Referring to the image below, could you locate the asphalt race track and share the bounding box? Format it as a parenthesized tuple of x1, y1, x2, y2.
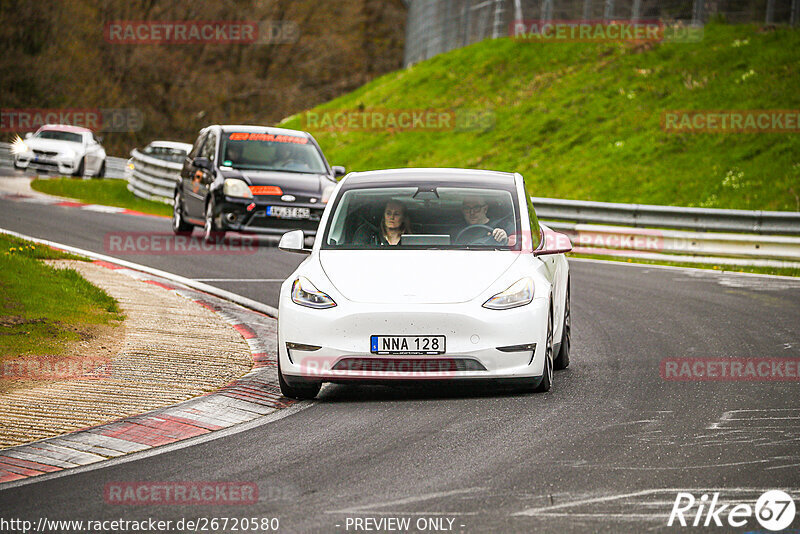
(1, 170, 799, 533)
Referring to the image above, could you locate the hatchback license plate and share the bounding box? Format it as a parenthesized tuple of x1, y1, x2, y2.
(370, 335, 446, 355)
(266, 206, 310, 219)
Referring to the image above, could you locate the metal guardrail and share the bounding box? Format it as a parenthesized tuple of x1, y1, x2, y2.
(532, 197, 800, 236)
(2, 141, 799, 266)
(125, 148, 182, 205)
(547, 222, 800, 263)
(0, 142, 11, 169)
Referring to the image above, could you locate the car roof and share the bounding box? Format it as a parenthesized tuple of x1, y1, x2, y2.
(146, 140, 193, 151)
(38, 124, 92, 134)
(343, 168, 518, 187)
(214, 125, 312, 138)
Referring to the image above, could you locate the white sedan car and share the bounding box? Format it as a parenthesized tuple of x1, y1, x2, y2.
(276, 168, 572, 399)
(13, 124, 107, 177)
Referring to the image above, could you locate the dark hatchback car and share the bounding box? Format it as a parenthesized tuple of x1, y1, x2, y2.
(172, 125, 345, 240)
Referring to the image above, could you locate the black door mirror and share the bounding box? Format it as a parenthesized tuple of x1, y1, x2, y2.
(332, 165, 346, 178)
(193, 157, 212, 171)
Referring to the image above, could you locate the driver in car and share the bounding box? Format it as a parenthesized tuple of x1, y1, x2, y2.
(274, 143, 309, 170)
(456, 196, 510, 244)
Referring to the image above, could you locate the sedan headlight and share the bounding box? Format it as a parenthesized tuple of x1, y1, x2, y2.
(223, 178, 253, 199)
(11, 137, 28, 155)
(291, 277, 336, 309)
(483, 278, 534, 310)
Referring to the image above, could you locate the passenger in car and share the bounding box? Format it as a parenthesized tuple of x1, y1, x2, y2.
(352, 200, 412, 246)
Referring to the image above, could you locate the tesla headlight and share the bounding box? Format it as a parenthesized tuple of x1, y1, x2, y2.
(483, 278, 534, 310)
(223, 178, 253, 199)
(291, 277, 336, 309)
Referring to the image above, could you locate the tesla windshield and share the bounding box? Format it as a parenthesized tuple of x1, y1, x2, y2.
(220, 132, 326, 174)
(36, 130, 83, 143)
(323, 185, 521, 249)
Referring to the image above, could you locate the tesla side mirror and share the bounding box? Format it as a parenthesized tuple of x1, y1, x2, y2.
(24, 132, 32, 139)
(279, 230, 311, 255)
(193, 157, 212, 171)
(533, 228, 573, 256)
(332, 165, 346, 178)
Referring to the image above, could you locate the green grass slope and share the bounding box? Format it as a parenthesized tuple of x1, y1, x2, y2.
(281, 24, 800, 211)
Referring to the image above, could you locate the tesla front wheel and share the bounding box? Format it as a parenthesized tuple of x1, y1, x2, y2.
(278, 359, 321, 400)
(554, 282, 570, 370)
(533, 309, 554, 393)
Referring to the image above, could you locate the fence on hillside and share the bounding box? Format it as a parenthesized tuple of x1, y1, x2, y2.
(404, 0, 800, 65)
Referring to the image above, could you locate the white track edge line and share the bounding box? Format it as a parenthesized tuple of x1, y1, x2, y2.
(0, 227, 279, 317)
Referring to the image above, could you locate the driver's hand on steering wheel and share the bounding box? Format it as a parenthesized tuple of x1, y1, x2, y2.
(491, 228, 508, 244)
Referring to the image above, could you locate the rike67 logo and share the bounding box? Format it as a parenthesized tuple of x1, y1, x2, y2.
(668, 490, 796, 531)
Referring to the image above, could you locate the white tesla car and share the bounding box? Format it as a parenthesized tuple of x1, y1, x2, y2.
(276, 168, 572, 399)
(13, 124, 107, 177)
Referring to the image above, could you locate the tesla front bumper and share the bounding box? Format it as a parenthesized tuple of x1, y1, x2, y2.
(278, 297, 550, 384)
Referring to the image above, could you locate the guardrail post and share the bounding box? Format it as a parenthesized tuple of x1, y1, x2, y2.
(603, 0, 614, 21)
(631, 0, 642, 22)
(692, 0, 705, 25)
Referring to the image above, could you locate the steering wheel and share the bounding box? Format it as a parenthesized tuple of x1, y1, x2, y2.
(455, 224, 497, 245)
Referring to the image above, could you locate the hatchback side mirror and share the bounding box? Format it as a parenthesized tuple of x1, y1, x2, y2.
(279, 230, 311, 254)
(24, 132, 33, 139)
(332, 165, 346, 178)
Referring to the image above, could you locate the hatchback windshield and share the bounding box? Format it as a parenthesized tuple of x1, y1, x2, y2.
(220, 132, 326, 174)
(36, 130, 83, 143)
(323, 185, 521, 250)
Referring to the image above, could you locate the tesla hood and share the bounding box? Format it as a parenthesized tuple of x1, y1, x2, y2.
(319, 250, 520, 304)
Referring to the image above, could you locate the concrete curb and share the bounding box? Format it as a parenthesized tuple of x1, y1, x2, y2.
(0, 250, 289, 486)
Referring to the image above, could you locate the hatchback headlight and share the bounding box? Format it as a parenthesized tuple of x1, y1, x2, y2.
(291, 277, 336, 309)
(321, 184, 336, 204)
(223, 178, 253, 199)
(483, 278, 534, 310)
